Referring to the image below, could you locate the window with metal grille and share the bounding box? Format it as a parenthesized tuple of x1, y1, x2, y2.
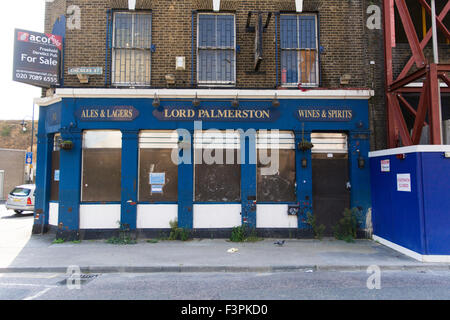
(112, 12, 151, 86)
(257, 131, 296, 202)
(197, 13, 236, 85)
(280, 14, 319, 87)
(138, 131, 179, 202)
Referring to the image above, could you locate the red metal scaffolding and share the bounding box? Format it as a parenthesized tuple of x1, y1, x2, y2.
(384, 0, 450, 147)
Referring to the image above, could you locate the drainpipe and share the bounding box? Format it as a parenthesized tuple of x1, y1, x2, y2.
(105, 9, 111, 87)
(191, 11, 196, 87)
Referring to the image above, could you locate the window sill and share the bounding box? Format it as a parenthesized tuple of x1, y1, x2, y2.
(197, 83, 236, 88)
(280, 84, 319, 89)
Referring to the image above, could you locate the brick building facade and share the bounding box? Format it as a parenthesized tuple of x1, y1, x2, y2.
(33, 0, 389, 239)
(44, 0, 386, 148)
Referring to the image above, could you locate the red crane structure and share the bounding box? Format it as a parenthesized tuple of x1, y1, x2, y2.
(384, 0, 449, 147)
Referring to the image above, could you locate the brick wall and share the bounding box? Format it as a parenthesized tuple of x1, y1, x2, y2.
(44, 0, 387, 149)
(0, 150, 26, 200)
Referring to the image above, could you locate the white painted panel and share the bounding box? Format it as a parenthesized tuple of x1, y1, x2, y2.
(193, 204, 241, 228)
(256, 204, 298, 228)
(79, 204, 121, 229)
(137, 204, 178, 228)
(49, 202, 59, 226)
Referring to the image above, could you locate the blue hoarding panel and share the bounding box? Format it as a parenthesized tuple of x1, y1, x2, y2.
(421, 152, 450, 255)
(370, 150, 450, 256)
(370, 153, 424, 254)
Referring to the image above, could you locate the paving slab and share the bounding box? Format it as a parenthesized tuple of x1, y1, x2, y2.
(1, 234, 449, 273)
(1, 208, 448, 273)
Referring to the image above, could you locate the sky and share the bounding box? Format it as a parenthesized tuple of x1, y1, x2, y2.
(0, 1, 46, 120)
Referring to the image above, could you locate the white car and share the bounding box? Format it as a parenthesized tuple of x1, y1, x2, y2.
(5, 184, 36, 214)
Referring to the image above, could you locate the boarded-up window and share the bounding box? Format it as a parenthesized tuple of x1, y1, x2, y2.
(50, 134, 60, 201)
(81, 131, 122, 202)
(194, 130, 241, 202)
(257, 131, 296, 202)
(139, 131, 178, 202)
(280, 14, 318, 86)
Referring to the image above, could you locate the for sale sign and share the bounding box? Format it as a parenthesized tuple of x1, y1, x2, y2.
(12, 29, 62, 87)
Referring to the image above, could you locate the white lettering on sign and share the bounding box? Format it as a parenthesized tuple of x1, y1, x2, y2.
(397, 174, 411, 192)
(20, 54, 58, 66)
(381, 159, 390, 172)
(367, 5, 381, 30)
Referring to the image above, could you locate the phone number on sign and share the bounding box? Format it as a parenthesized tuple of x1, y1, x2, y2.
(15, 72, 58, 83)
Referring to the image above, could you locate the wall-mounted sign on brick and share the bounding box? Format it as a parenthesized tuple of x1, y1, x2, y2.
(68, 67, 103, 75)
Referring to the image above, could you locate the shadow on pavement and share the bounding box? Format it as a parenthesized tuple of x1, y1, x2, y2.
(1, 213, 34, 219)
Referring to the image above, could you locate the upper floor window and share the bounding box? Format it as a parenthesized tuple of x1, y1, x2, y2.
(280, 14, 319, 87)
(197, 13, 236, 85)
(112, 12, 152, 86)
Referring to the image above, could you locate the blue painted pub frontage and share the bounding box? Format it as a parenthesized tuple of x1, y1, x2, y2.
(33, 89, 372, 240)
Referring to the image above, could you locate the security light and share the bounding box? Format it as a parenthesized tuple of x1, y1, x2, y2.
(272, 93, 280, 108)
(192, 93, 200, 108)
(231, 94, 239, 108)
(152, 93, 160, 108)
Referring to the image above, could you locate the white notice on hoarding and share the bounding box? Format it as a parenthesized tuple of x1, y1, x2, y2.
(381, 159, 390, 172)
(397, 174, 411, 192)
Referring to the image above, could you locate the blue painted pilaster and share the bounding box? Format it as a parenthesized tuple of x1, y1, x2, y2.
(33, 131, 53, 233)
(177, 130, 193, 229)
(120, 130, 139, 230)
(57, 130, 82, 240)
(241, 132, 257, 229)
(348, 131, 372, 229)
(295, 130, 312, 229)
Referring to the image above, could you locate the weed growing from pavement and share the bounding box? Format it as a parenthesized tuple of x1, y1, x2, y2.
(306, 212, 326, 240)
(230, 225, 262, 242)
(333, 208, 363, 242)
(106, 222, 137, 245)
(168, 219, 191, 241)
(52, 238, 65, 244)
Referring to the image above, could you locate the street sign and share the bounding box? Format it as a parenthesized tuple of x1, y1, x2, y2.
(68, 67, 103, 75)
(13, 29, 62, 87)
(25, 152, 33, 165)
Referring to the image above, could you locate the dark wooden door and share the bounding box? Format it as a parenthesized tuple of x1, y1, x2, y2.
(312, 153, 350, 236)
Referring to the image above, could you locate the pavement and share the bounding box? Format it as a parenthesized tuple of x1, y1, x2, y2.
(1, 207, 449, 274)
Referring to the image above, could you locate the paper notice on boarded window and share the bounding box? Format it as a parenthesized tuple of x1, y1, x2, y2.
(151, 185, 163, 194)
(397, 174, 411, 192)
(54, 170, 60, 181)
(149, 172, 165, 185)
(381, 159, 390, 172)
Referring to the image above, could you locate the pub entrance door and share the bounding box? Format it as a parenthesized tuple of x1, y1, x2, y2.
(311, 133, 350, 236)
